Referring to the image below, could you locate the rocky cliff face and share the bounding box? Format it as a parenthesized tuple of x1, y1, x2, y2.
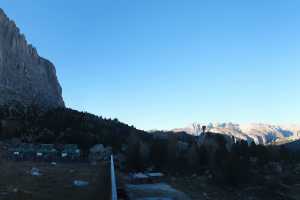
(0, 8, 64, 109)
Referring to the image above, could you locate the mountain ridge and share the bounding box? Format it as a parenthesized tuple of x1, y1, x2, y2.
(172, 122, 300, 144)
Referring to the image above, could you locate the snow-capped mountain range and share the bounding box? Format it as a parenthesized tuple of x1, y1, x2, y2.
(173, 123, 300, 145)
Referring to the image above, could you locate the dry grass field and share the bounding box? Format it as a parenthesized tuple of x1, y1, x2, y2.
(0, 160, 110, 200)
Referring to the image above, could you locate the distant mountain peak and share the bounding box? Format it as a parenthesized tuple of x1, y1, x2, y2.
(173, 122, 300, 144)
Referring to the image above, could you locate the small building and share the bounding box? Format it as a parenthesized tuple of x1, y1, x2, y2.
(146, 172, 164, 183)
(128, 172, 164, 184)
(8, 143, 35, 160)
(20, 143, 36, 159)
(89, 144, 112, 162)
(36, 144, 58, 160)
(61, 144, 80, 160)
(129, 173, 150, 184)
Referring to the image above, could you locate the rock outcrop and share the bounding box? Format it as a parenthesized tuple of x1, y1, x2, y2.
(0, 8, 64, 109)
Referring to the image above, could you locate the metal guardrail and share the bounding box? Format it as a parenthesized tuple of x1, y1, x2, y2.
(110, 155, 118, 200)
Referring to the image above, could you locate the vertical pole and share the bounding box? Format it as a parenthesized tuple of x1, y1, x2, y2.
(111, 155, 118, 200)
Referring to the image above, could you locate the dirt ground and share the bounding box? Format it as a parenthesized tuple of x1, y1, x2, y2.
(0, 160, 110, 200)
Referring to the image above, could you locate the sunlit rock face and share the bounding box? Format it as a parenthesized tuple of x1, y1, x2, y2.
(0, 8, 64, 109)
(173, 123, 300, 145)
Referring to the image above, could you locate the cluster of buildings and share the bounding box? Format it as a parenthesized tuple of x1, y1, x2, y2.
(7, 143, 81, 161)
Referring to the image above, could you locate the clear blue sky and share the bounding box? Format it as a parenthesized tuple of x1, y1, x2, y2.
(2, 1, 300, 130)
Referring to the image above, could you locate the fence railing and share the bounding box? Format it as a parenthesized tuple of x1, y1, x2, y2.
(110, 155, 118, 200)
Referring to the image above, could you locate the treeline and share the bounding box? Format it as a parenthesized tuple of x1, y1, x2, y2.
(125, 132, 299, 186)
(0, 105, 145, 150)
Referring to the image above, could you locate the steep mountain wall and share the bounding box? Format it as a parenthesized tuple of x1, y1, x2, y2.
(0, 8, 64, 109)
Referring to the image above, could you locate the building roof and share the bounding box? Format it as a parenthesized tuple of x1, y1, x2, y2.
(132, 173, 149, 179)
(146, 172, 164, 177)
